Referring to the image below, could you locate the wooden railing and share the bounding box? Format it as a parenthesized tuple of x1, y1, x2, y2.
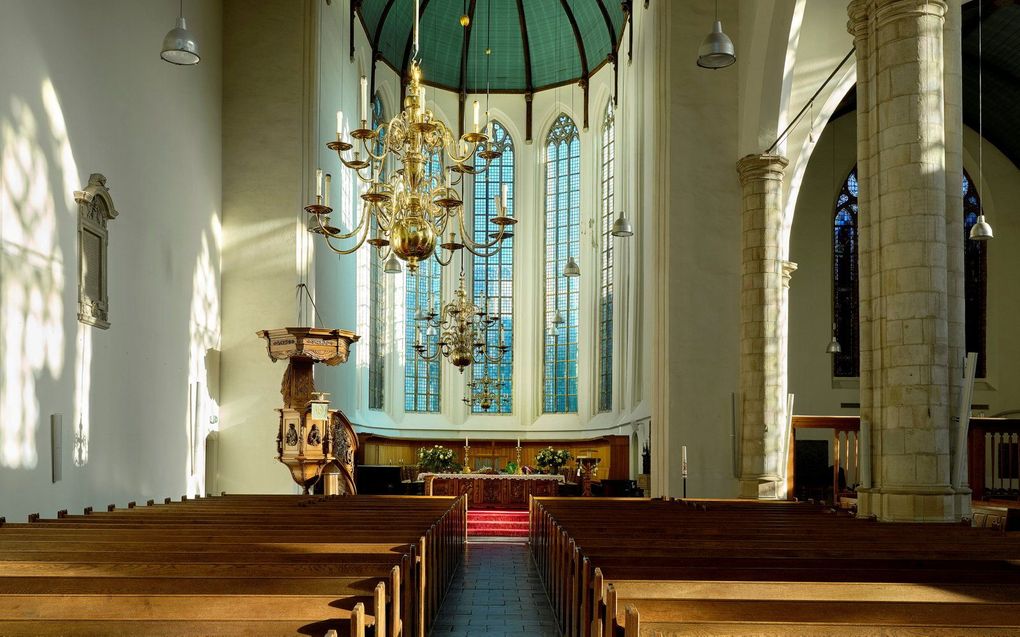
(787, 415, 860, 503)
(968, 418, 1020, 502)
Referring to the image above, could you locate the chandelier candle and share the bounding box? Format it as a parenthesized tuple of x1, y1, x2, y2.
(324, 174, 331, 208)
(359, 76, 368, 125)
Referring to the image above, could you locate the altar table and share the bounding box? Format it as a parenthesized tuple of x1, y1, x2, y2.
(419, 473, 565, 510)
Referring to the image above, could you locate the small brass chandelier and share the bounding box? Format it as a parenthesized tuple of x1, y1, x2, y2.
(463, 372, 508, 412)
(307, 1, 515, 274)
(414, 271, 509, 372)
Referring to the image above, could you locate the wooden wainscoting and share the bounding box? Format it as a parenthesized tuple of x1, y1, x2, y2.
(357, 434, 631, 481)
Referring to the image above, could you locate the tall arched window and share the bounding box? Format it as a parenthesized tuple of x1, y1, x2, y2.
(598, 102, 615, 412)
(544, 114, 580, 414)
(368, 92, 386, 410)
(833, 166, 988, 378)
(832, 167, 859, 378)
(404, 154, 443, 413)
(963, 170, 987, 378)
(472, 121, 514, 413)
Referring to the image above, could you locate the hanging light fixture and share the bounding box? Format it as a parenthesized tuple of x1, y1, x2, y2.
(825, 322, 841, 354)
(161, 0, 200, 65)
(413, 271, 510, 372)
(563, 255, 581, 277)
(970, 0, 993, 241)
(308, 0, 514, 274)
(611, 211, 634, 237)
(463, 373, 508, 412)
(383, 252, 402, 274)
(697, 0, 735, 69)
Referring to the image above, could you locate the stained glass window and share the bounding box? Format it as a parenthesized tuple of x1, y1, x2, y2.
(962, 170, 987, 378)
(598, 102, 615, 412)
(833, 166, 987, 378)
(472, 121, 514, 413)
(543, 114, 580, 413)
(404, 153, 443, 413)
(832, 167, 859, 378)
(368, 92, 386, 409)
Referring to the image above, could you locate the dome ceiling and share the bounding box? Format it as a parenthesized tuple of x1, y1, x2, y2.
(356, 0, 628, 94)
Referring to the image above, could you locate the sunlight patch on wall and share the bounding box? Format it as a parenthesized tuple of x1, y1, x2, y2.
(1, 94, 67, 469)
(186, 230, 221, 497)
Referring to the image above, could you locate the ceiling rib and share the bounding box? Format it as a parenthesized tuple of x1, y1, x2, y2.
(458, 0, 479, 136)
(515, 0, 534, 141)
(558, 0, 590, 128)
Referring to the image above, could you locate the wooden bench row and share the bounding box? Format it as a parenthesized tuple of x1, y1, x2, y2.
(529, 497, 1020, 637)
(0, 493, 467, 637)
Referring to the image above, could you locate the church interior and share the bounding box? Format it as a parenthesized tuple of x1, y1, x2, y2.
(1, 0, 1019, 634)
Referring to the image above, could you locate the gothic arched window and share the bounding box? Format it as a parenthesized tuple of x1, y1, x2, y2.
(832, 167, 859, 378)
(368, 92, 386, 409)
(963, 170, 987, 378)
(598, 102, 615, 412)
(833, 166, 988, 378)
(543, 114, 580, 414)
(404, 153, 443, 413)
(472, 121, 514, 413)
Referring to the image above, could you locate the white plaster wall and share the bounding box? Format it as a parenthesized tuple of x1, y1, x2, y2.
(0, 0, 222, 521)
(660, 0, 743, 498)
(789, 113, 1020, 417)
(217, 0, 313, 496)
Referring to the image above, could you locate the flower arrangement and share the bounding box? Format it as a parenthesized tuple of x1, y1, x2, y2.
(535, 446, 572, 472)
(417, 445, 461, 474)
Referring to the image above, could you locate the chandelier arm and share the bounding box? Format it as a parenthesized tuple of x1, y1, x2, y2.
(321, 216, 372, 255)
(455, 210, 504, 253)
(317, 203, 373, 241)
(433, 248, 455, 267)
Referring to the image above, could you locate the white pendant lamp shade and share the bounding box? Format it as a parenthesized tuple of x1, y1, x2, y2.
(697, 20, 735, 69)
(161, 14, 200, 65)
(383, 252, 402, 274)
(969, 214, 993, 241)
(825, 322, 841, 354)
(611, 211, 634, 237)
(563, 255, 580, 277)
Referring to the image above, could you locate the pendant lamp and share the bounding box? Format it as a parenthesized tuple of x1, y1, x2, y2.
(697, 1, 735, 69)
(161, 0, 200, 65)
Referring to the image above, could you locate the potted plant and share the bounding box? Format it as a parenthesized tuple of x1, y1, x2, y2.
(417, 445, 461, 474)
(535, 446, 572, 474)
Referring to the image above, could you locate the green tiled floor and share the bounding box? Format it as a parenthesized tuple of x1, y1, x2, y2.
(430, 542, 561, 636)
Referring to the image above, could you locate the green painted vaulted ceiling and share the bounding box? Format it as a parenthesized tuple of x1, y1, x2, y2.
(356, 0, 627, 93)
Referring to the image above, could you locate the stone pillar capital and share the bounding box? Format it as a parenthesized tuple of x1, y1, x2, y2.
(735, 154, 788, 186)
(847, 0, 870, 40)
(781, 261, 798, 288)
(874, 0, 947, 27)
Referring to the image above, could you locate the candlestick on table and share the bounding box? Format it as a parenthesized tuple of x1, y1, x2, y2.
(681, 445, 688, 499)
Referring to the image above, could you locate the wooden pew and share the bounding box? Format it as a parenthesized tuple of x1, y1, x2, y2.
(0, 493, 467, 637)
(529, 497, 1020, 637)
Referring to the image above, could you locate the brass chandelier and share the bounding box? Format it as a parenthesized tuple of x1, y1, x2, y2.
(307, 4, 516, 274)
(414, 271, 509, 372)
(463, 372, 508, 412)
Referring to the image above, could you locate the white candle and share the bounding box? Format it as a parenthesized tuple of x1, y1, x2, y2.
(324, 173, 331, 207)
(465, 437, 469, 447)
(501, 184, 508, 208)
(315, 169, 322, 198)
(336, 110, 343, 135)
(472, 100, 480, 133)
(360, 76, 368, 123)
(682, 445, 687, 466)
(486, 119, 493, 140)
(516, 438, 520, 448)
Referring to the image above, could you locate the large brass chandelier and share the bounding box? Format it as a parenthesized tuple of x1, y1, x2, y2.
(414, 272, 509, 372)
(307, 5, 515, 274)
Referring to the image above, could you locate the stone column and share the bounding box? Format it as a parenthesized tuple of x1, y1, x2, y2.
(736, 154, 789, 500)
(849, 0, 964, 521)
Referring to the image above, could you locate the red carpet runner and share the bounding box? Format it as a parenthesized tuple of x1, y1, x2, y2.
(467, 510, 529, 537)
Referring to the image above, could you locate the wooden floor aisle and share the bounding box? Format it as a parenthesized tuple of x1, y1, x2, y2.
(430, 541, 560, 636)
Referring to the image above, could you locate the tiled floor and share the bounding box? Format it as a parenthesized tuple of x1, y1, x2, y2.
(429, 540, 561, 636)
